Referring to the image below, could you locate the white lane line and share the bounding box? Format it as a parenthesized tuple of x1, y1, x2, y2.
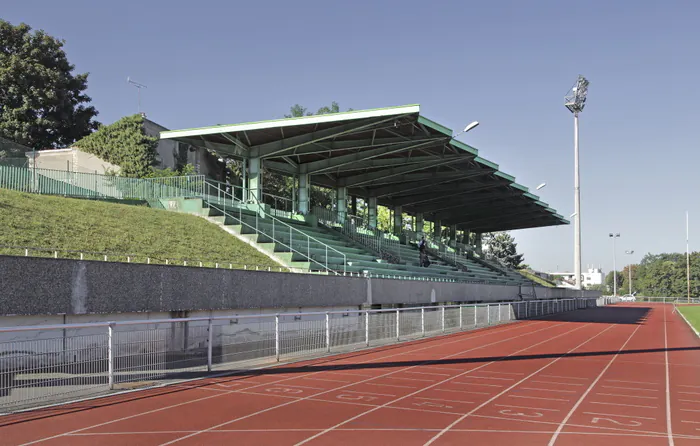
(531, 380, 584, 387)
(423, 324, 616, 446)
(301, 377, 349, 384)
(681, 409, 700, 413)
(390, 376, 436, 383)
(477, 370, 525, 376)
(547, 324, 641, 446)
(278, 384, 326, 390)
(434, 388, 490, 396)
(680, 399, 700, 404)
(542, 375, 589, 381)
(452, 382, 503, 388)
(681, 420, 700, 425)
(595, 393, 658, 400)
(463, 376, 515, 381)
(665, 304, 675, 446)
(590, 401, 658, 409)
(679, 391, 700, 396)
(18, 319, 553, 446)
(363, 383, 417, 389)
(508, 395, 570, 402)
(520, 387, 577, 394)
(414, 397, 475, 404)
(327, 371, 375, 378)
(606, 379, 659, 385)
(583, 411, 657, 421)
(337, 390, 397, 397)
(405, 370, 451, 377)
(679, 385, 700, 389)
(602, 386, 659, 392)
(293, 322, 594, 446)
(495, 404, 560, 412)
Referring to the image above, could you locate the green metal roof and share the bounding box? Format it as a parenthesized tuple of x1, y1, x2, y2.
(161, 104, 568, 232)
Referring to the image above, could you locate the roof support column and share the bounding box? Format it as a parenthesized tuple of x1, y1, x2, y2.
(450, 224, 457, 245)
(336, 186, 347, 223)
(416, 213, 424, 236)
(474, 233, 483, 256)
(393, 205, 403, 235)
(368, 197, 378, 229)
(247, 157, 262, 203)
(351, 196, 357, 216)
(298, 173, 310, 215)
(434, 219, 442, 239)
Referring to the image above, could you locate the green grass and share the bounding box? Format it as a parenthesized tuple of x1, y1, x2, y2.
(0, 188, 285, 270)
(677, 305, 700, 334)
(518, 269, 556, 287)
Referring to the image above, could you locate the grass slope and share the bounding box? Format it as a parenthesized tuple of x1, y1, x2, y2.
(0, 188, 283, 269)
(677, 305, 700, 334)
(518, 269, 556, 287)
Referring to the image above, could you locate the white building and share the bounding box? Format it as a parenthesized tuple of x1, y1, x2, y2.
(549, 267, 605, 289)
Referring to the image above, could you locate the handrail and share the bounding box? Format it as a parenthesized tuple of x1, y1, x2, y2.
(312, 206, 403, 263)
(203, 180, 347, 275)
(208, 179, 295, 219)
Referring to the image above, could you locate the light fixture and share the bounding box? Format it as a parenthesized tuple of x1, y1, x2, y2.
(536, 183, 546, 190)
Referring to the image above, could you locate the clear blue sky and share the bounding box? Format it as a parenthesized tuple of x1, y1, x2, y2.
(4, 0, 698, 274)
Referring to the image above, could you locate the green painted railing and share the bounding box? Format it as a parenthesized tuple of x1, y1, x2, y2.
(0, 165, 204, 200)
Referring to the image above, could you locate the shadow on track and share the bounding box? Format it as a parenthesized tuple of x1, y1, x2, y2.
(526, 305, 652, 325)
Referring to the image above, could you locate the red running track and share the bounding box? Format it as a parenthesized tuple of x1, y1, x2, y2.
(1, 303, 699, 445)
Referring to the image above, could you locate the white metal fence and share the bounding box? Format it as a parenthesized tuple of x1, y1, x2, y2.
(0, 297, 618, 414)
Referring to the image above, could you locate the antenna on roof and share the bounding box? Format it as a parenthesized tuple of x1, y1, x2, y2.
(127, 77, 148, 115)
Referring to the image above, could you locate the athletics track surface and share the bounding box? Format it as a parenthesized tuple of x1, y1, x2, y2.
(1, 303, 699, 445)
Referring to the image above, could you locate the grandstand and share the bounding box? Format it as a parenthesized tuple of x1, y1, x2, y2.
(0, 105, 569, 285)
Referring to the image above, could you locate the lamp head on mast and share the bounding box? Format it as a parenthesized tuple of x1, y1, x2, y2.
(565, 75, 589, 114)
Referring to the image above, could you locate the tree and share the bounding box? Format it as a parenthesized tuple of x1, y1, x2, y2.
(73, 114, 157, 178)
(0, 20, 99, 150)
(483, 232, 524, 268)
(605, 270, 623, 294)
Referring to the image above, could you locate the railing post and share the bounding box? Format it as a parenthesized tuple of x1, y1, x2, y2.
(207, 318, 213, 372)
(365, 311, 370, 346)
(487, 304, 491, 325)
(441, 306, 445, 332)
(474, 305, 478, 327)
(459, 305, 463, 329)
(396, 309, 400, 341)
(498, 303, 502, 323)
(275, 314, 280, 362)
(326, 312, 331, 353)
(107, 323, 115, 390)
(421, 308, 425, 336)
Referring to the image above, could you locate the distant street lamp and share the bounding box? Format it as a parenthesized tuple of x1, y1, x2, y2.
(452, 121, 480, 140)
(625, 250, 634, 295)
(609, 233, 620, 295)
(536, 183, 547, 190)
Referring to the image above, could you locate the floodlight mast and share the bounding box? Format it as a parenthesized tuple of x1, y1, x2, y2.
(565, 75, 589, 290)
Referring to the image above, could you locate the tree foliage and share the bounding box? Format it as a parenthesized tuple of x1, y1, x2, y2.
(483, 232, 525, 268)
(73, 114, 158, 178)
(630, 252, 700, 297)
(0, 20, 99, 149)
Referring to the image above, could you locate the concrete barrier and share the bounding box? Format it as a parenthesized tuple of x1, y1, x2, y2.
(0, 256, 600, 317)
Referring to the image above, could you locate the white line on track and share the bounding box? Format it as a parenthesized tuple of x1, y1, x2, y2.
(405, 371, 451, 377)
(605, 379, 659, 385)
(508, 395, 570, 402)
(679, 391, 700, 396)
(451, 382, 503, 387)
(390, 376, 437, 383)
(546, 323, 641, 446)
(679, 385, 700, 389)
(337, 390, 397, 397)
(363, 383, 417, 389)
(495, 404, 560, 412)
(531, 380, 584, 387)
(520, 387, 577, 394)
(422, 324, 617, 445)
(582, 412, 657, 420)
(602, 386, 659, 392)
(665, 304, 675, 446)
(595, 393, 658, 400)
(681, 408, 700, 412)
(679, 399, 700, 404)
(300, 377, 349, 384)
(414, 397, 474, 404)
(293, 322, 595, 446)
(589, 401, 658, 409)
(541, 375, 589, 381)
(17, 322, 564, 446)
(434, 388, 490, 396)
(476, 370, 525, 376)
(462, 376, 515, 381)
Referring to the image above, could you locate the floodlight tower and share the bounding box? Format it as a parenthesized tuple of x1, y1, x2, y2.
(565, 75, 589, 290)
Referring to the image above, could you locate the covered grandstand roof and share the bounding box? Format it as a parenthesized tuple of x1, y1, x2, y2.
(160, 105, 568, 232)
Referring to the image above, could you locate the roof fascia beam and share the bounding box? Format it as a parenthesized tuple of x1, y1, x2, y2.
(338, 157, 466, 188)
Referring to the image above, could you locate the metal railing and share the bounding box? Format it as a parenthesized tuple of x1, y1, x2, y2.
(0, 165, 204, 200)
(203, 181, 347, 275)
(207, 180, 296, 219)
(313, 206, 403, 263)
(0, 297, 617, 414)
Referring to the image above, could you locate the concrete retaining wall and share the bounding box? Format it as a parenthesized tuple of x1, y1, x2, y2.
(0, 256, 600, 317)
